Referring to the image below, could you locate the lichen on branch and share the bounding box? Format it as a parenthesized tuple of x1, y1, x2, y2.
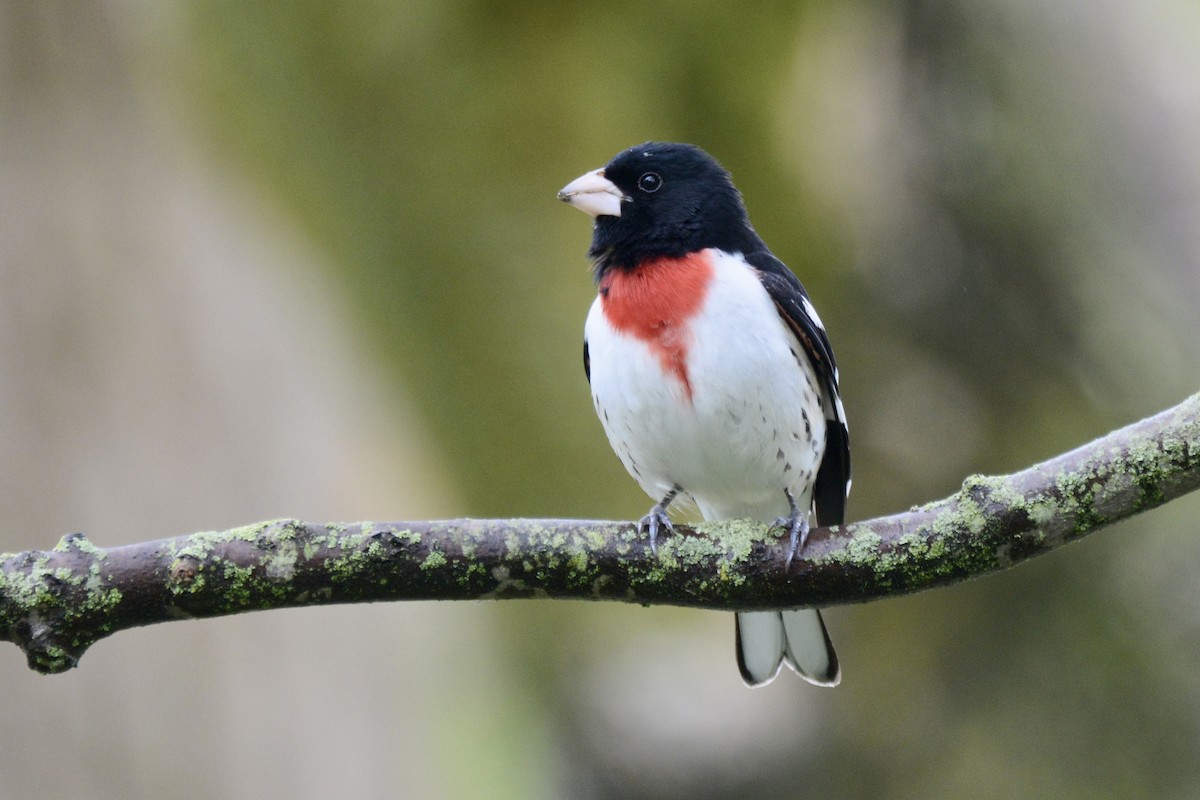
(2, 392, 1198, 674)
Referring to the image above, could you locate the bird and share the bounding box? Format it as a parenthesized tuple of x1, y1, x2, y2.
(557, 142, 850, 686)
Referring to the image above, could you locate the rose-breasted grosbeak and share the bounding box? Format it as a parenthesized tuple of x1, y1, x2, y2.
(559, 142, 850, 686)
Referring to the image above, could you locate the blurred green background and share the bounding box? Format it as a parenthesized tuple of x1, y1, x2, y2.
(2, 1, 1199, 797)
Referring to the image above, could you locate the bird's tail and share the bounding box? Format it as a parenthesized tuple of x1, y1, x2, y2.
(735, 609, 840, 687)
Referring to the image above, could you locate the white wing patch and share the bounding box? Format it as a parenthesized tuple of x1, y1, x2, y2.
(801, 296, 826, 333)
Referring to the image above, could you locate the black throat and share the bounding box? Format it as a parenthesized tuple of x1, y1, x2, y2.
(588, 212, 763, 282)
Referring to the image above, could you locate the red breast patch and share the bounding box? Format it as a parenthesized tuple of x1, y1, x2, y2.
(599, 250, 715, 401)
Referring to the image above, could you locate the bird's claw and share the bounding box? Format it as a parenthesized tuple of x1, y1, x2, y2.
(637, 486, 680, 556)
(774, 489, 809, 569)
(638, 507, 674, 555)
(773, 513, 810, 569)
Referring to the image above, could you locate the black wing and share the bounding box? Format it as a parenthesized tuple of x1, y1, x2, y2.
(583, 339, 591, 384)
(745, 251, 851, 527)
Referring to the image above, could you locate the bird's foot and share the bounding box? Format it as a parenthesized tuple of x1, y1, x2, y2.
(638, 486, 679, 555)
(773, 489, 810, 569)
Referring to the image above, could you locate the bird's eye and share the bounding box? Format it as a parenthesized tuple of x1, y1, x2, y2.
(637, 172, 662, 193)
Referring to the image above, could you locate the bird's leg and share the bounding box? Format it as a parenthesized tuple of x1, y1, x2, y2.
(774, 488, 810, 569)
(639, 485, 679, 555)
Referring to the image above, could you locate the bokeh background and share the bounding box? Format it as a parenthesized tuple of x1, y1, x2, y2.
(3, 1, 1200, 797)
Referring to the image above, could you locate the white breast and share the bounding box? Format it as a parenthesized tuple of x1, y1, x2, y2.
(584, 249, 827, 523)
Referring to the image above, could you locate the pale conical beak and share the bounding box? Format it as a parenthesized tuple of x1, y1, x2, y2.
(557, 168, 626, 218)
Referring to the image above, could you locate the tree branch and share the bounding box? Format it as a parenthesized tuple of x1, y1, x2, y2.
(3, 393, 1198, 674)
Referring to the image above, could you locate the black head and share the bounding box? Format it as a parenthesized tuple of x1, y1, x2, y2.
(558, 142, 763, 275)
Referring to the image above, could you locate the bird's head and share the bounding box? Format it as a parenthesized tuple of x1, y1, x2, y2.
(558, 142, 760, 275)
